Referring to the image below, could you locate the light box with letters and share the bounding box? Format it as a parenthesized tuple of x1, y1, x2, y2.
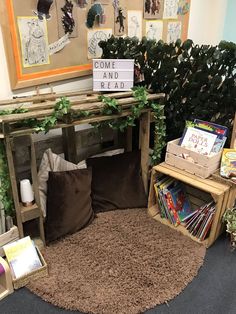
(93, 59, 134, 91)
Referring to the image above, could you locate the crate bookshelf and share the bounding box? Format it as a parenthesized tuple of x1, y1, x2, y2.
(148, 163, 230, 248)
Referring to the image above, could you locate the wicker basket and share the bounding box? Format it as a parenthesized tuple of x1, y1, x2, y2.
(12, 247, 48, 289)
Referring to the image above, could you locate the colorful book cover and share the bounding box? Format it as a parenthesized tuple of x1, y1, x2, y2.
(193, 119, 228, 137)
(220, 149, 236, 179)
(164, 182, 193, 223)
(180, 126, 217, 155)
(3, 236, 42, 279)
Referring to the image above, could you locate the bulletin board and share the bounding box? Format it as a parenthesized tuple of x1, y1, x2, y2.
(0, 0, 191, 90)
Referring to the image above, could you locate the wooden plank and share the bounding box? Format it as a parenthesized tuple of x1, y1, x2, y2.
(0, 94, 163, 123)
(151, 211, 208, 247)
(0, 226, 19, 257)
(5, 136, 24, 238)
(139, 111, 151, 193)
(154, 163, 229, 193)
(125, 127, 133, 152)
(29, 136, 45, 245)
(62, 126, 77, 163)
(20, 204, 41, 223)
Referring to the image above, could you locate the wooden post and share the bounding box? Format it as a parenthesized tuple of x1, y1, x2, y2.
(5, 136, 24, 238)
(29, 136, 46, 246)
(62, 126, 77, 163)
(125, 127, 133, 152)
(139, 111, 151, 194)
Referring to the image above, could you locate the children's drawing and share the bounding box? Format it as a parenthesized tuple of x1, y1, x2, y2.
(113, 0, 120, 14)
(87, 29, 112, 59)
(167, 21, 181, 43)
(145, 20, 163, 41)
(35, 0, 54, 20)
(77, 0, 88, 8)
(86, 3, 105, 28)
(91, 0, 109, 4)
(177, 0, 190, 15)
(61, 0, 75, 35)
(163, 0, 178, 19)
(115, 7, 126, 36)
(144, 0, 164, 20)
(17, 17, 49, 68)
(128, 11, 142, 39)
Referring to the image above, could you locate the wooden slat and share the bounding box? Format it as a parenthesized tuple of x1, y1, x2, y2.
(154, 163, 229, 194)
(62, 126, 77, 163)
(0, 94, 164, 124)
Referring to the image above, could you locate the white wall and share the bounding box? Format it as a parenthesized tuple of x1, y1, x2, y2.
(0, 0, 228, 100)
(188, 0, 228, 45)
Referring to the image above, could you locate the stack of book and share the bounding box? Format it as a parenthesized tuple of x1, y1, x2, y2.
(183, 202, 216, 241)
(180, 119, 228, 156)
(154, 175, 216, 241)
(154, 175, 194, 226)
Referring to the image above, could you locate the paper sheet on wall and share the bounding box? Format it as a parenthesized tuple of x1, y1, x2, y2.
(87, 29, 112, 59)
(145, 20, 163, 41)
(127, 10, 142, 40)
(49, 33, 70, 55)
(167, 21, 182, 43)
(143, 0, 164, 20)
(17, 17, 50, 68)
(163, 0, 178, 19)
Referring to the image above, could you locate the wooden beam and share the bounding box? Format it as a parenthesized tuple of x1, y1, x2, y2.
(62, 126, 78, 163)
(139, 111, 151, 194)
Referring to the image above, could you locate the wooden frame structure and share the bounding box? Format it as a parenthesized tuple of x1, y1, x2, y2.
(0, 90, 165, 246)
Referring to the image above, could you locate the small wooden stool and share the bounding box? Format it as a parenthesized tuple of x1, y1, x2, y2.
(0, 257, 14, 300)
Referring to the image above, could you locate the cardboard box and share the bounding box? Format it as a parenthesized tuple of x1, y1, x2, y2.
(165, 138, 222, 178)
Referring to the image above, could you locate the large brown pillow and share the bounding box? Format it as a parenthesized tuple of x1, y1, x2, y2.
(45, 168, 94, 243)
(38, 148, 87, 217)
(86, 150, 147, 212)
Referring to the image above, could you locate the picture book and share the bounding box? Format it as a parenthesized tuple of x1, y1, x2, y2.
(180, 126, 217, 156)
(3, 236, 42, 279)
(164, 182, 193, 223)
(220, 149, 236, 179)
(193, 119, 228, 137)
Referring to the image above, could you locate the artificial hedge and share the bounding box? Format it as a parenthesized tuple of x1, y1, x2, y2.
(99, 37, 236, 143)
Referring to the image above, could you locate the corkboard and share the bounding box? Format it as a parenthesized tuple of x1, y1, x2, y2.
(0, 0, 191, 90)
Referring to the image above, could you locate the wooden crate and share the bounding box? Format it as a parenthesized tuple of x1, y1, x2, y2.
(148, 163, 230, 248)
(165, 138, 222, 178)
(12, 247, 48, 289)
(0, 226, 19, 257)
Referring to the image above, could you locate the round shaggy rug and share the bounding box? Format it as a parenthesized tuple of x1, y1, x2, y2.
(28, 208, 206, 314)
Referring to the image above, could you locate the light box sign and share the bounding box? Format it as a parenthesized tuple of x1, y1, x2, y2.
(93, 59, 134, 91)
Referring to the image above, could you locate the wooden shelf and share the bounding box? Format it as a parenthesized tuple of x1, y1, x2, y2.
(148, 163, 230, 248)
(148, 205, 208, 247)
(20, 203, 41, 223)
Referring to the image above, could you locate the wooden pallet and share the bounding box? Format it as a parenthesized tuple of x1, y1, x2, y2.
(148, 162, 230, 248)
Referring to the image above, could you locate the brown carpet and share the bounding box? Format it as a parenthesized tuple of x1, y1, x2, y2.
(28, 208, 206, 314)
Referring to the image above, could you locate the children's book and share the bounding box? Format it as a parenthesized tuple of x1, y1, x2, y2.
(180, 126, 217, 156)
(220, 149, 236, 179)
(193, 119, 228, 137)
(164, 182, 193, 223)
(3, 236, 42, 279)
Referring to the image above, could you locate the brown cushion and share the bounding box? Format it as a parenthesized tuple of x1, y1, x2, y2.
(86, 150, 147, 212)
(45, 168, 94, 243)
(38, 148, 87, 217)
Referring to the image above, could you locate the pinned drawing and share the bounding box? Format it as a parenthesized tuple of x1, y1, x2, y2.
(56, 0, 78, 38)
(35, 0, 54, 20)
(145, 20, 163, 41)
(128, 11, 142, 40)
(167, 21, 181, 43)
(163, 0, 178, 19)
(115, 7, 126, 36)
(144, 0, 164, 19)
(87, 29, 112, 59)
(17, 17, 49, 68)
(177, 0, 190, 15)
(113, 0, 120, 14)
(77, 0, 88, 8)
(91, 0, 109, 4)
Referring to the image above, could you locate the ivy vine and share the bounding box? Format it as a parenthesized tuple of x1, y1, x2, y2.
(0, 88, 166, 218)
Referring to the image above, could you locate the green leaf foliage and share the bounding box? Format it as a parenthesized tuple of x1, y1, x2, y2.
(99, 37, 236, 144)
